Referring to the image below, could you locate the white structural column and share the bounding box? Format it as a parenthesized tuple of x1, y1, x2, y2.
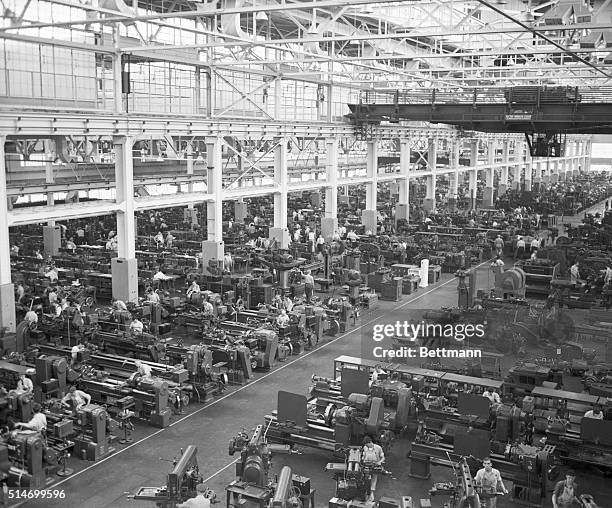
(396, 139, 410, 222)
(423, 138, 437, 212)
(498, 140, 510, 195)
(184, 142, 198, 225)
(202, 136, 225, 269)
(542, 159, 551, 185)
(112, 136, 138, 303)
(524, 153, 533, 191)
(550, 159, 559, 183)
(482, 141, 495, 207)
(468, 140, 478, 210)
(575, 141, 582, 173)
(0, 136, 15, 333)
(321, 138, 338, 242)
(511, 144, 521, 190)
(448, 140, 460, 211)
(362, 141, 378, 232)
(269, 137, 290, 248)
(583, 139, 591, 172)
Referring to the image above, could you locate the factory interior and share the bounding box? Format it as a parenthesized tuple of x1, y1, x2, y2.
(2, 0, 612, 507)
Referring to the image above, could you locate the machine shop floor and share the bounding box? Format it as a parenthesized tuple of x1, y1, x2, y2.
(18, 252, 612, 508)
(15, 262, 486, 508)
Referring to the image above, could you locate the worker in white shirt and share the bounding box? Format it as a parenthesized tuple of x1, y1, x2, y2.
(515, 236, 525, 259)
(482, 388, 501, 404)
(129, 318, 144, 335)
(293, 228, 301, 243)
(135, 360, 153, 379)
(347, 230, 358, 246)
(570, 262, 580, 284)
(113, 300, 128, 312)
(45, 266, 59, 283)
(223, 253, 234, 273)
(316, 234, 325, 252)
(494, 235, 504, 257)
(202, 299, 214, 317)
(371, 365, 388, 384)
(165, 232, 175, 249)
(61, 386, 92, 410)
(15, 373, 34, 394)
(583, 406, 603, 419)
(176, 484, 213, 508)
(530, 237, 540, 254)
(71, 344, 85, 367)
(276, 309, 290, 328)
(302, 270, 314, 302)
(147, 288, 161, 304)
(604, 265, 612, 285)
(154, 231, 164, 249)
(530, 249, 538, 260)
(474, 457, 508, 508)
(361, 436, 385, 501)
(15, 404, 47, 433)
(65, 237, 77, 253)
(186, 280, 201, 300)
(308, 230, 316, 252)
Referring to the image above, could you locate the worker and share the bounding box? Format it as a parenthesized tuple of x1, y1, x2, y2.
(316, 234, 325, 252)
(494, 235, 504, 257)
(61, 386, 92, 411)
(135, 360, 153, 379)
(165, 232, 175, 249)
(15, 403, 46, 433)
(530, 236, 540, 254)
(474, 457, 508, 508)
(604, 265, 612, 285)
(276, 309, 290, 328)
(15, 284, 25, 304)
(583, 406, 603, 420)
(34, 249, 43, 260)
(482, 388, 501, 404)
(113, 299, 128, 312)
(347, 229, 358, 245)
(186, 280, 201, 300)
(15, 373, 34, 394)
(223, 252, 234, 273)
(147, 288, 161, 304)
(44, 265, 59, 283)
(129, 318, 144, 335)
(302, 270, 314, 302)
(552, 471, 580, 508)
(361, 436, 385, 502)
(282, 295, 294, 312)
(491, 256, 504, 269)
(371, 364, 387, 383)
(515, 236, 525, 259)
(202, 299, 214, 317)
(570, 262, 580, 284)
(176, 484, 213, 508)
(65, 237, 77, 253)
(154, 231, 164, 249)
(71, 343, 85, 367)
(293, 228, 301, 243)
(530, 249, 538, 261)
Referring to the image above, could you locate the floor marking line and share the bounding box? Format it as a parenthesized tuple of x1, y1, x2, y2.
(47, 264, 487, 490)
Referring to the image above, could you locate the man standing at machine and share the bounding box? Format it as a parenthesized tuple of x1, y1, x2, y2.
(176, 483, 213, 508)
(361, 436, 385, 502)
(552, 471, 581, 508)
(474, 457, 508, 508)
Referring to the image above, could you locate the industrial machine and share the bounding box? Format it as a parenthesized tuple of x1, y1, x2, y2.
(428, 457, 480, 508)
(132, 445, 214, 507)
(225, 424, 294, 507)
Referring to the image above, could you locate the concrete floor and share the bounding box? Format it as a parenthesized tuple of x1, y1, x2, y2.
(16, 202, 612, 508)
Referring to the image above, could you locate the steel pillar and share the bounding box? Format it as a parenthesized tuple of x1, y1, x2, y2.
(113, 135, 138, 302)
(397, 139, 410, 222)
(362, 141, 378, 233)
(0, 135, 15, 333)
(468, 140, 478, 210)
(423, 138, 437, 212)
(321, 138, 338, 242)
(270, 137, 289, 248)
(498, 140, 509, 195)
(483, 142, 495, 208)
